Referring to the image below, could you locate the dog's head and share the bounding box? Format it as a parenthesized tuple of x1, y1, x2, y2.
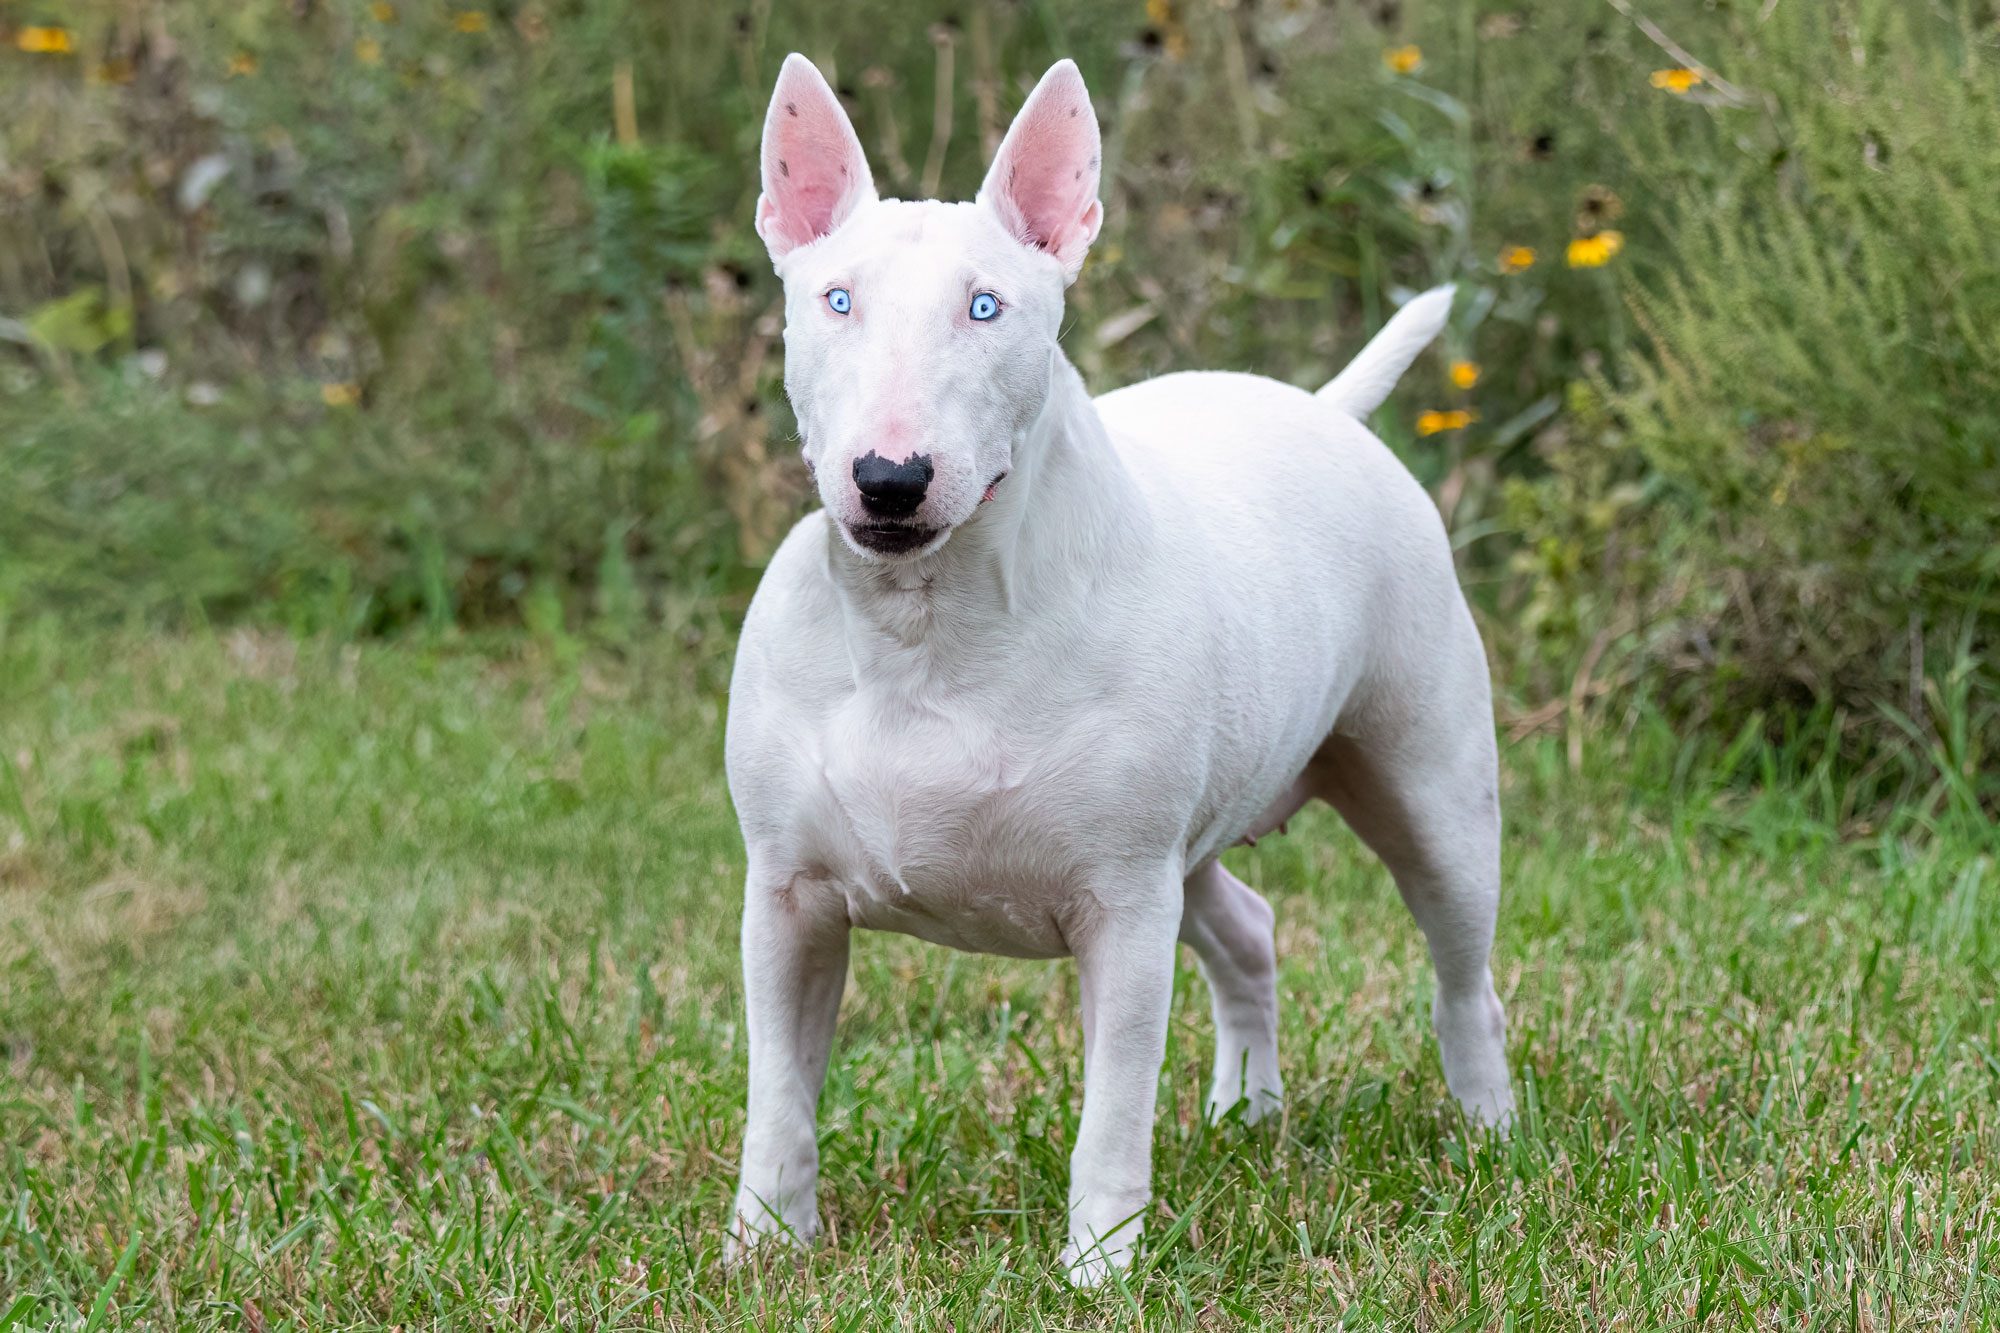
(755, 54, 1102, 561)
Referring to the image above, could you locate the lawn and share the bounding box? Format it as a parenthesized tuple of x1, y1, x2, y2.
(1, 622, 1995, 1329)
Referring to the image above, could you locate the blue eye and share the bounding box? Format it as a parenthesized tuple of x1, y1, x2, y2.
(826, 287, 852, 314)
(969, 292, 1000, 321)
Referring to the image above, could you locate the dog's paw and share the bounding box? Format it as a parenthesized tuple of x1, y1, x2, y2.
(1059, 1235, 1137, 1288)
(1465, 1094, 1517, 1138)
(1205, 1083, 1284, 1127)
(1059, 1206, 1144, 1288)
(723, 1207, 816, 1270)
(1442, 1065, 1516, 1136)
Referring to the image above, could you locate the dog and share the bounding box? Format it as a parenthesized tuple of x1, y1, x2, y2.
(724, 53, 1515, 1285)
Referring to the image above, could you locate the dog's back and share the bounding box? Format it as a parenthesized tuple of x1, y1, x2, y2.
(1094, 365, 1475, 699)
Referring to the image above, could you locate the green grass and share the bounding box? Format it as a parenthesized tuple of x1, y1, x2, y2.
(1, 621, 1995, 1329)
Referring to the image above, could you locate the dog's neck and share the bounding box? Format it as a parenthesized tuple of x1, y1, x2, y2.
(820, 350, 1140, 690)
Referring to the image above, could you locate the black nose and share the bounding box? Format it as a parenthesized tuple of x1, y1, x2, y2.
(852, 451, 934, 518)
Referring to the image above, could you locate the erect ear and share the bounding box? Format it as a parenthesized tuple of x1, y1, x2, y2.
(756, 53, 877, 263)
(977, 60, 1103, 284)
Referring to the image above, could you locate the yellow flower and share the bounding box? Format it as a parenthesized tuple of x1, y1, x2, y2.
(1145, 0, 1190, 61)
(1415, 409, 1476, 437)
(227, 51, 258, 77)
(355, 36, 382, 64)
(1649, 67, 1703, 94)
(452, 10, 489, 33)
(1449, 360, 1481, 390)
(16, 25, 75, 54)
(1384, 44, 1423, 75)
(320, 382, 362, 408)
(1499, 245, 1536, 274)
(370, 1, 398, 20)
(1566, 230, 1625, 268)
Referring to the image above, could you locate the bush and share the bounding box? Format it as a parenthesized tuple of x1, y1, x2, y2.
(1506, 0, 2000, 782)
(2, 0, 1994, 785)
(3, 0, 1707, 634)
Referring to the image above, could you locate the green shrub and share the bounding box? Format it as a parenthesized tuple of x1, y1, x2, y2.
(3, 0, 1994, 786)
(1506, 0, 2000, 781)
(2, 0, 1704, 635)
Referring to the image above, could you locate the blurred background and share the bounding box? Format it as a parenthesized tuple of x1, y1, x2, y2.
(5, 5, 1998, 1318)
(3, 0, 1996, 812)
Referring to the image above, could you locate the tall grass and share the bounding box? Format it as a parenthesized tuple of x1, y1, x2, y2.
(2, 0, 1995, 782)
(1504, 0, 2000, 797)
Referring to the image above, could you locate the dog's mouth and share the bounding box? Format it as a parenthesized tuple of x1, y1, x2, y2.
(845, 520, 942, 556)
(841, 474, 1004, 558)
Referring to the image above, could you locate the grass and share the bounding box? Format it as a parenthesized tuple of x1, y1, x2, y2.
(1, 620, 1996, 1329)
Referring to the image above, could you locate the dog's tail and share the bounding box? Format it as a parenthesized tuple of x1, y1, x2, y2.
(1316, 285, 1454, 419)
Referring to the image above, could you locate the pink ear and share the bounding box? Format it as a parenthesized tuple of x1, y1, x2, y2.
(756, 54, 876, 262)
(977, 60, 1103, 282)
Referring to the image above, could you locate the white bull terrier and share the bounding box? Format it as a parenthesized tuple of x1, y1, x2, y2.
(724, 53, 1514, 1284)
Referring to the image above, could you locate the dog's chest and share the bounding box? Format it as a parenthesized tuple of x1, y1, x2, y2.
(807, 689, 1082, 957)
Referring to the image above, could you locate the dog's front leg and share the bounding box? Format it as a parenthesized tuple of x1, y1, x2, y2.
(727, 868, 849, 1263)
(1063, 897, 1180, 1286)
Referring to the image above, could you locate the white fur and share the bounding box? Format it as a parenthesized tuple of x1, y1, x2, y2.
(725, 54, 1514, 1285)
(1317, 284, 1455, 417)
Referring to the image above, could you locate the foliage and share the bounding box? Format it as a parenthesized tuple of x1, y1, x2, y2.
(1, 624, 1996, 1325)
(1504, 0, 2000, 788)
(2, 0, 1996, 774)
(1, 0, 1715, 617)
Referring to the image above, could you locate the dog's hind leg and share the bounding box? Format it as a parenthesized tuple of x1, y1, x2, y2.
(1316, 698, 1515, 1129)
(1180, 858, 1283, 1124)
